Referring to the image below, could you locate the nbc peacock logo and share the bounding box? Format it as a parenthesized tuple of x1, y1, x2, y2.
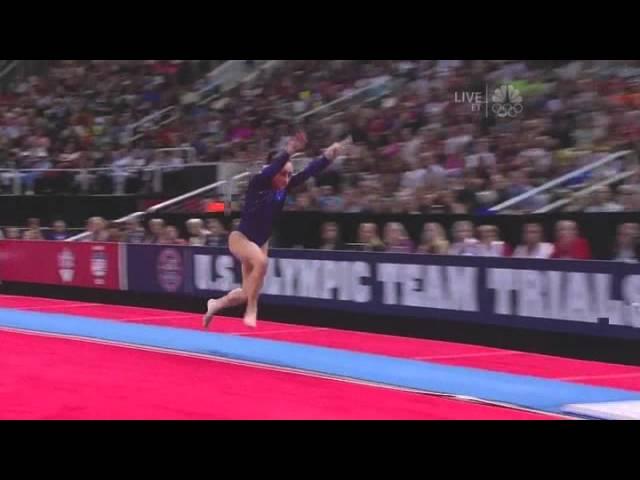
(491, 85, 523, 118)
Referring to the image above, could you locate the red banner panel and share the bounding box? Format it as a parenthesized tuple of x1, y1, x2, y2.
(0, 240, 121, 290)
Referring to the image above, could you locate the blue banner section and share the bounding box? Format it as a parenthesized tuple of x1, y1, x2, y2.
(126, 244, 640, 340)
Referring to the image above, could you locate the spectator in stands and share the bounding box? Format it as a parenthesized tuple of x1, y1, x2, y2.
(22, 218, 44, 240)
(341, 187, 363, 212)
(584, 186, 624, 212)
(465, 138, 496, 170)
(319, 222, 345, 251)
(317, 185, 344, 212)
(123, 218, 146, 244)
(106, 223, 123, 243)
(611, 223, 640, 262)
(146, 218, 165, 243)
(4, 227, 21, 239)
(551, 220, 592, 259)
(475, 225, 510, 257)
(512, 223, 554, 258)
(354, 222, 385, 252)
(416, 222, 449, 254)
(47, 220, 70, 240)
(83, 216, 109, 242)
(186, 218, 207, 246)
(205, 218, 228, 247)
(439, 189, 467, 214)
(160, 225, 187, 245)
(448, 221, 479, 255)
(618, 186, 639, 212)
(383, 222, 413, 253)
(22, 229, 43, 240)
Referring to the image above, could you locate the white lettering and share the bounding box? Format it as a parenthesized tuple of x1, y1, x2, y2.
(622, 275, 640, 328)
(402, 264, 424, 307)
(608, 299, 625, 326)
(547, 271, 564, 319)
(300, 259, 323, 298)
(379, 263, 399, 305)
(262, 258, 281, 295)
(322, 260, 339, 300)
(352, 262, 371, 303)
(194, 254, 214, 290)
(213, 255, 237, 291)
(593, 274, 613, 323)
(279, 259, 299, 296)
(424, 266, 446, 309)
(487, 268, 514, 315)
(336, 262, 350, 301)
(516, 270, 545, 318)
(446, 266, 478, 312)
(565, 272, 590, 322)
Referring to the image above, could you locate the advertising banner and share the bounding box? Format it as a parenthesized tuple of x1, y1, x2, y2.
(124, 244, 640, 340)
(0, 240, 121, 290)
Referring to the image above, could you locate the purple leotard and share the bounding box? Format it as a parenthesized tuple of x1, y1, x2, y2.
(238, 150, 330, 247)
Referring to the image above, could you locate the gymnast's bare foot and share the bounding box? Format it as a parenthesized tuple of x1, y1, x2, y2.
(243, 307, 257, 328)
(203, 299, 220, 329)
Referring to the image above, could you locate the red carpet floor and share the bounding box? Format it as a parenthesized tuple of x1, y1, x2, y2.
(0, 329, 558, 420)
(2, 295, 638, 392)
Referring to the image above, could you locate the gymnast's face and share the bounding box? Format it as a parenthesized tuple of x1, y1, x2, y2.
(272, 162, 293, 190)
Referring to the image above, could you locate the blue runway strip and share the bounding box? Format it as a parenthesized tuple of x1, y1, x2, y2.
(2, 308, 640, 414)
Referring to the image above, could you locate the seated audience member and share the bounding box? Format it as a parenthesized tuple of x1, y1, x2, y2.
(106, 223, 123, 243)
(48, 220, 70, 241)
(512, 223, 554, 259)
(160, 225, 187, 245)
(475, 225, 511, 257)
(319, 221, 346, 251)
(22, 218, 44, 240)
(416, 222, 449, 254)
(186, 218, 208, 246)
(82, 217, 110, 242)
(205, 218, 228, 247)
(383, 222, 414, 253)
(123, 217, 146, 244)
(354, 222, 386, 252)
(4, 227, 21, 239)
(448, 220, 478, 255)
(611, 222, 640, 262)
(551, 220, 592, 259)
(146, 218, 166, 243)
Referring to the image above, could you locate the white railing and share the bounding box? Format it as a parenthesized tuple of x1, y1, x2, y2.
(0, 60, 18, 79)
(127, 106, 177, 136)
(489, 150, 634, 213)
(197, 59, 282, 108)
(534, 169, 638, 213)
(0, 147, 200, 195)
(64, 155, 309, 242)
(127, 61, 282, 143)
(295, 75, 393, 122)
(126, 60, 246, 140)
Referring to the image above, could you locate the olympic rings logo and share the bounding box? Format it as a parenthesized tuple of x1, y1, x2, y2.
(491, 102, 523, 118)
(491, 85, 523, 118)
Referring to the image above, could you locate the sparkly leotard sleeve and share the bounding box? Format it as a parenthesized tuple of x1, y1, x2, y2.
(237, 151, 330, 247)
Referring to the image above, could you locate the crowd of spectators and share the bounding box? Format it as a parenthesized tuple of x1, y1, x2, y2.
(3, 215, 640, 262)
(0, 60, 221, 194)
(3, 60, 640, 213)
